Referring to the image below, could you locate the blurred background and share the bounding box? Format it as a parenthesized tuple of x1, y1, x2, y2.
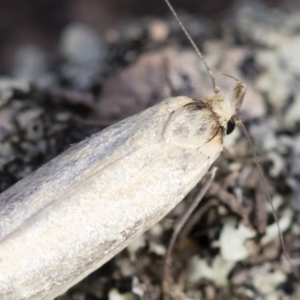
(0, 0, 298, 73)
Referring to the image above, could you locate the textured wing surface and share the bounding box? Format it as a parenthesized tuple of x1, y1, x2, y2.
(0, 96, 223, 300)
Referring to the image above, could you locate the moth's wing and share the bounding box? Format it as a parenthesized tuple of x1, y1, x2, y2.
(0, 99, 168, 240)
(0, 96, 196, 240)
(0, 96, 224, 300)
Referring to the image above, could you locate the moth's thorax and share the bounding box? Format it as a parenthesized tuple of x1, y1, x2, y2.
(163, 97, 223, 152)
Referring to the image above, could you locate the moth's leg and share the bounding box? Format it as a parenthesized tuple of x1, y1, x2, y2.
(162, 167, 217, 300)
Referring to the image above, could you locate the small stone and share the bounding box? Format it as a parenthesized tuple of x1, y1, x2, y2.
(148, 19, 169, 42)
(60, 23, 106, 89)
(0, 78, 31, 108)
(253, 269, 286, 295)
(15, 107, 44, 141)
(219, 217, 255, 261)
(13, 45, 47, 82)
(188, 255, 235, 287)
(108, 289, 134, 300)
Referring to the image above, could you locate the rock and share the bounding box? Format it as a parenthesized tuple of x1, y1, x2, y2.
(60, 23, 107, 89)
(0, 78, 31, 108)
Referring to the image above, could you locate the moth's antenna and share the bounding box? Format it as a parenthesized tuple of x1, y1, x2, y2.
(220, 72, 241, 84)
(164, 0, 220, 94)
(234, 116, 298, 277)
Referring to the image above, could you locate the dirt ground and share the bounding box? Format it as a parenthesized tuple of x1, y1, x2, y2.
(0, 0, 300, 299)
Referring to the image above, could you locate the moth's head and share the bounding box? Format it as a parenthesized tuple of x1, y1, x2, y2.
(205, 83, 247, 135)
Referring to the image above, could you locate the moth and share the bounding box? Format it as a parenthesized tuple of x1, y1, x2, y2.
(0, 1, 247, 300)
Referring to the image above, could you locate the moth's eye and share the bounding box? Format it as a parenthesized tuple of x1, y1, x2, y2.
(226, 119, 235, 135)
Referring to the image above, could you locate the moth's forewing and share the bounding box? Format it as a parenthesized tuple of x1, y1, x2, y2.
(0, 96, 225, 300)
